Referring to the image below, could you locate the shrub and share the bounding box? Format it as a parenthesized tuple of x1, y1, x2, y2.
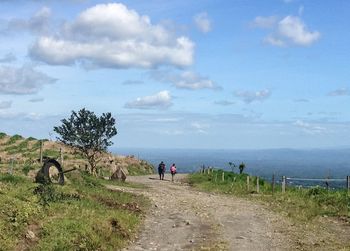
(0, 132, 6, 139)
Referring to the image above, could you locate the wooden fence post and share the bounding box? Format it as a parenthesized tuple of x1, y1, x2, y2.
(215, 173, 218, 183)
(222, 172, 225, 182)
(247, 176, 250, 191)
(256, 176, 260, 193)
(39, 140, 43, 164)
(272, 174, 275, 195)
(282, 176, 286, 193)
(60, 148, 64, 168)
(347, 176, 350, 193)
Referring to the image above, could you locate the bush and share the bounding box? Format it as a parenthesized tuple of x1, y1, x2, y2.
(6, 134, 23, 145)
(33, 184, 80, 206)
(0, 132, 6, 139)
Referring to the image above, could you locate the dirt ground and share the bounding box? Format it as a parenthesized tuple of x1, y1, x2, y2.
(108, 174, 350, 251)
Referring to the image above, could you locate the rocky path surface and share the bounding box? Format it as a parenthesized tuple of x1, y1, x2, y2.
(108, 174, 297, 251)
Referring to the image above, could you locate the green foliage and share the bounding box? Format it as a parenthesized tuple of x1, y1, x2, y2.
(228, 162, 236, 173)
(27, 137, 37, 141)
(33, 184, 80, 206)
(0, 132, 6, 139)
(5, 134, 23, 145)
(54, 108, 117, 172)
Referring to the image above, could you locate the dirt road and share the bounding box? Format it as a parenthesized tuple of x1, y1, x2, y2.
(108, 174, 299, 251)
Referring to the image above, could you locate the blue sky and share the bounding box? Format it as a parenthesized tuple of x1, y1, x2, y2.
(0, 0, 349, 149)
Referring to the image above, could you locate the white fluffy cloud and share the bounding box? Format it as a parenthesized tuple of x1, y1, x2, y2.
(253, 15, 320, 46)
(277, 16, 320, 46)
(30, 3, 194, 69)
(151, 70, 218, 90)
(194, 12, 211, 33)
(124, 90, 172, 110)
(234, 89, 271, 103)
(0, 65, 56, 94)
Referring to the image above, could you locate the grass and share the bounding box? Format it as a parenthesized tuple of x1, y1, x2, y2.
(0, 172, 149, 250)
(127, 163, 154, 176)
(188, 169, 350, 222)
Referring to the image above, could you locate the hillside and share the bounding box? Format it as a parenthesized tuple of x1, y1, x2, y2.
(0, 132, 154, 250)
(0, 132, 154, 178)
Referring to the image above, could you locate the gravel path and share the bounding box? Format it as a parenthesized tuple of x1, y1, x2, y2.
(108, 174, 296, 251)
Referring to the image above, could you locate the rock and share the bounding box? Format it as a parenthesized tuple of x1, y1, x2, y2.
(186, 221, 190, 225)
(25, 230, 36, 240)
(236, 236, 246, 239)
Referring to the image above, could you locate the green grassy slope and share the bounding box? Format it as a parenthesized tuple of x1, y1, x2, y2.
(0, 172, 149, 250)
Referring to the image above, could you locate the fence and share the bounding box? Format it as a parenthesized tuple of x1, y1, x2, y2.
(198, 167, 350, 194)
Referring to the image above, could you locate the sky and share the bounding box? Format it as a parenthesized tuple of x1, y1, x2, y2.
(0, 0, 349, 149)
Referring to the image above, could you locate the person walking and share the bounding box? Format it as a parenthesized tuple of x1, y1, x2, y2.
(158, 161, 165, 180)
(170, 163, 177, 182)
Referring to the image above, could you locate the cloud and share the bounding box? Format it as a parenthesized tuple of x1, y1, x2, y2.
(124, 90, 172, 110)
(294, 98, 309, 102)
(277, 16, 320, 46)
(6, 7, 51, 34)
(263, 36, 285, 47)
(122, 80, 144, 85)
(234, 89, 271, 103)
(191, 122, 209, 134)
(0, 101, 12, 109)
(294, 120, 326, 134)
(0, 53, 16, 63)
(30, 3, 194, 69)
(28, 97, 44, 102)
(0, 65, 56, 95)
(151, 70, 219, 90)
(193, 12, 211, 33)
(250, 16, 278, 29)
(298, 5, 304, 16)
(327, 88, 350, 97)
(214, 100, 235, 106)
(253, 15, 320, 47)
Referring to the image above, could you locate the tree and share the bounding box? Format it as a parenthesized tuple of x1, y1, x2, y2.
(228, 162, 236, 173)
(54, 108, 117, 175)
(238, 162, 246, 174)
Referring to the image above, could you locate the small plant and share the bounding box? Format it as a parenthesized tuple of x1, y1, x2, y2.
(228, 162, 236, 173)
(33, 184, 80, 206)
